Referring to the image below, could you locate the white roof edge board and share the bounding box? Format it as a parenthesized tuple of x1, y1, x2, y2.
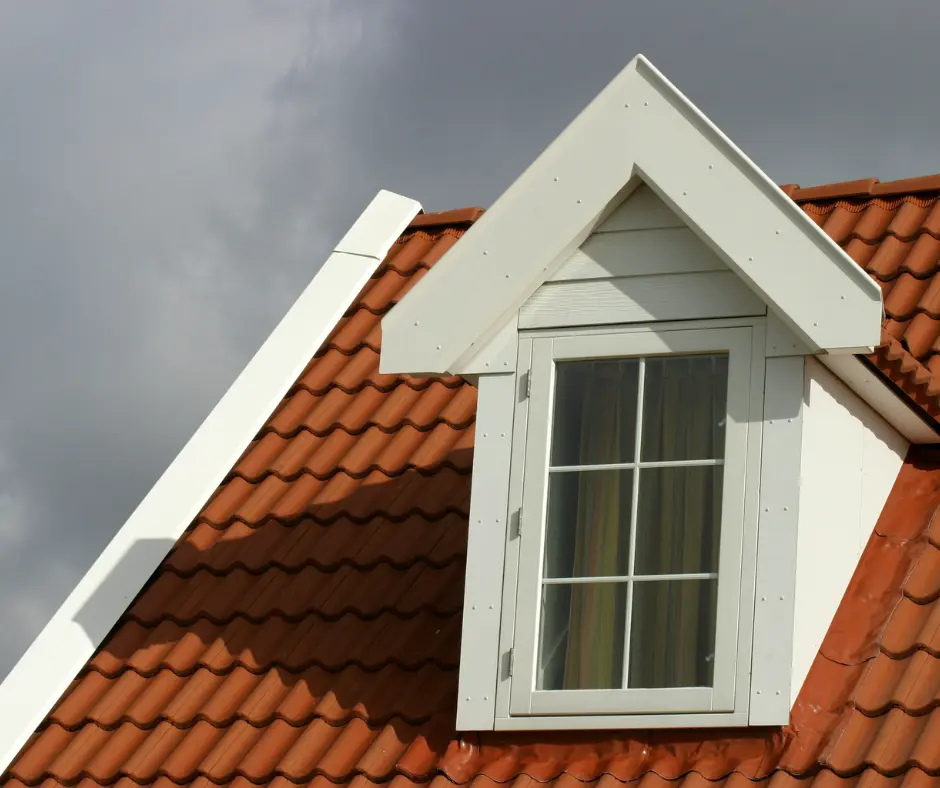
(379, 54, 883, 377)
(0, 189, 421, 775)
(821, 353, 940, 444)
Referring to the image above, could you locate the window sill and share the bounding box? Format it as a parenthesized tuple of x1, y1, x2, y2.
(491, 709, 754, 731)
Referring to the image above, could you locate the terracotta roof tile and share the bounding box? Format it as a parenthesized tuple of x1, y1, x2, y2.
(410, 208, 485, 228)
(8, 193, 940, 788)
(792, 182, 940, 420)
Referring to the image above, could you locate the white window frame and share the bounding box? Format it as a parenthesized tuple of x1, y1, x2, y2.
(505, 322, 760, 721)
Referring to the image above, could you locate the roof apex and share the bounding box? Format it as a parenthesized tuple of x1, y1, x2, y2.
(380, 55, 883, 377)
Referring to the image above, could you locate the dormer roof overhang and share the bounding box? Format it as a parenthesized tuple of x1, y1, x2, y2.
(380, 55, 883, 377)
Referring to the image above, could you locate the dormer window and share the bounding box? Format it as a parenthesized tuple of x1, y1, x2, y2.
(378, 56, 889, 732)
(509, 324, 758, 719)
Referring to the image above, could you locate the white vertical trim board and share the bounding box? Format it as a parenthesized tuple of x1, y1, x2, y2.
(494, 337, 533, 723)
(456, 372, 517, 729)
(789, 358, 908, 704)
(0, 190, 421, 774)
(749, 356, 803, 725)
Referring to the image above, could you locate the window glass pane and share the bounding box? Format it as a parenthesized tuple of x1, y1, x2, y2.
(551, 358, 639, 467)
(641, 354, 728, 462)
(538, 582, 627, 690)
(544, 469, 633, 578)
(633, 466, 723, 575)
(628, 578, 718, 688)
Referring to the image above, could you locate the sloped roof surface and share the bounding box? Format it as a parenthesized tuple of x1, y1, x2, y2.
(7, 179, 940, 788)
(788, 175, 940, 419)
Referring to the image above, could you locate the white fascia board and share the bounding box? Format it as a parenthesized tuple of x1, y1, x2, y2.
(820, 353, 940, 444)
(0, 189, 420, 774)
(380, 54, 883, 376)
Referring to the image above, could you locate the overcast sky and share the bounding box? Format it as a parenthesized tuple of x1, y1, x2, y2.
(1, 1, 939, 678)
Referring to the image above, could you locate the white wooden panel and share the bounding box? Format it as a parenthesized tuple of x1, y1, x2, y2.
(0, 189, 422, 775)
(456, 316, 518, 375)
(457, 373, 516, 730)
(494, 710, 750, 731)
(749, 356, 803, 725)
(520, 271, 766, 329)
(790, 359, 908, 704)
(334, 190, 421, 256)
(765, 310, 813, 357)
(550, 228, 727, 281)
(494, 338, 533, 724)
(594, 183, 684, 232)
(737, 322, 766, 719)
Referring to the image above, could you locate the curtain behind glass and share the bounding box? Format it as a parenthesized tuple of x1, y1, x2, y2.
(545, 354, 727, 690)
(562, 362, 633, 688)
(629, 355, 726, 688)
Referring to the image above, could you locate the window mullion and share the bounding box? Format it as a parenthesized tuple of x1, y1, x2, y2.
(549, 458, 724, 474)
(621, 358, 646, 690)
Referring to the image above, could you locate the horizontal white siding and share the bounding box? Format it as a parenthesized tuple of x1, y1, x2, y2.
(528, 181, 760, 330)
(520, 271, 766, 329)
(594, 183, 684, 232)
(551, 227, 727, 281)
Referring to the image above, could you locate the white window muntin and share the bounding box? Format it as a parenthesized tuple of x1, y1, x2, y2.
(509, 325, 754, 717)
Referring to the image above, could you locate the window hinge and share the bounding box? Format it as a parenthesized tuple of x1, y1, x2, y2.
(519, 370, 531, 401)
(510, 507, 522, 539)
(508, 647, 515, 677)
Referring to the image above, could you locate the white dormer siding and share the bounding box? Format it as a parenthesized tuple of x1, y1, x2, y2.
(790, 359, 908, 703)
(522, 185, 764, 330)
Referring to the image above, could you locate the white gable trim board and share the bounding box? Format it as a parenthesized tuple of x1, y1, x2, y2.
(0, 190, 422, 776)
(380, 54, 883, 378)
(520, 187, 766, 331)
(820, 353, 940, 444)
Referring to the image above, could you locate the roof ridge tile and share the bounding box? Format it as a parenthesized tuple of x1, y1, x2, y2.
(409, 208, 484, 229)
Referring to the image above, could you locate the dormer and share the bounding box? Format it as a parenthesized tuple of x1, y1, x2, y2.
(380, 56, 921, 730)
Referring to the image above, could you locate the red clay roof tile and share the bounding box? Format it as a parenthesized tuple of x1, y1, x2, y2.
(795, 185, 940, 420)
(792, 178, 880, 202)
(789, 173, 940, 200)
(410, 207, 485, 228)
(8, 192, 940, 788)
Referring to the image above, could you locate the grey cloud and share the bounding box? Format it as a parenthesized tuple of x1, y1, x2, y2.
(1, 0, 939, 678)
